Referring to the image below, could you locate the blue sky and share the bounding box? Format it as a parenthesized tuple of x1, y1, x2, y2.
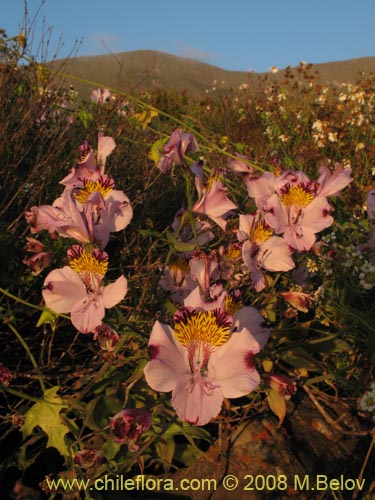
(2, 0, 374, 72)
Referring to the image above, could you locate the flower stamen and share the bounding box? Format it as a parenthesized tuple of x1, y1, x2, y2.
(68, 245, 108, 276)
(75, 176, 115, 204)
(280, 184, 315, 207)
(174, 309, 231, 349)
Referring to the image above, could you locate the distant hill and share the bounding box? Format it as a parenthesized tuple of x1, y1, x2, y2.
(50, 50, 375, 98)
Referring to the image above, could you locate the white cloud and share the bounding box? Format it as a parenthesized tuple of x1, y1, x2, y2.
(89, 33, 123, 52)
(175, 42, 216, 63)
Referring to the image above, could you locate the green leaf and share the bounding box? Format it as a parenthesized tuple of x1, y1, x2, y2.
(174, 442, 203, 467)
(21, 386, 70, 457)
(77, 109, 93, 129)
(36, 309, 57, 328)
(133, 108, 158, 129)
(162, 422, 212, 442)
(267, 389, 286, 426)
(84, 395, 121, 431)
(148, 137, 168, 165)
(305, 337, 353, 354)
(102, 438, 122, 460)
(155, 439, 175, 472)
(166, 232, 195, 252)
(280, 347, 322, 371)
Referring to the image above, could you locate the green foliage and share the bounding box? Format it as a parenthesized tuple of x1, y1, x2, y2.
(21, 387, 70, 457)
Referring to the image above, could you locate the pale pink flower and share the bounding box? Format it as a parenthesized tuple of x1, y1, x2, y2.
(265, 191, 333, 251)
(42, 246, 127, 334)
(60, 134, 116, 187)
(228, 154, 254, 175)
(159, 258, 196, 304)
(171, 209, 214, 247)
(247, 166, 352, 252)
(144, 308, 262, 426)
(231, 306, 270, 349)
(316, 163, 352, 197)
(188, 250, 219, 298)
(0, 365, 13, 386)
(245, 171, 278, 211)
(25, 189, 95, 245)
(23, 251, 53, 276)
(93, 324, 120, 352)
(193, 179, 238, 230)
(157, 128, 199, 173)
(60, 175, 132, 249)
(263, 373, 297, 400)
(90, 88, 112, 104)
(280, 290, 313, 312)
(73, 449, 101, 469)
(59, 175, 132, 248)
(110, 409, 152, 451)
(238, 213, 294, 291)
(23, 237, 53, 275)
(183, 282, 227, 311)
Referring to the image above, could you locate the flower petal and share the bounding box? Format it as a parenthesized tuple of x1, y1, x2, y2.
(232, 306, 270, 349)
(102, 275, 128, 309)
(172, 373, 223, 426)
(42, 266, 86, 314)
(71, 294, 105, 333)
(144, 322, 188, 392)
(210, 328, 261, 398)
(260, 236, 295, 272)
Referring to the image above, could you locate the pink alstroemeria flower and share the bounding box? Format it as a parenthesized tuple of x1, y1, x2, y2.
(144, 308, 261, 426)
(73, 449, 101, 469)
(171, 209, 214, 247)
(263, 373, 297, 400)
(23, 237, 53, 276)
(228, 154, 254, 175)
(280, 290, 313, 313)
(193, 179, 238, 230)
(247, 166, 352, 252)
(258, 171, 326, 251)
(188, 250, 219, 298)
(42, 246, 127, 333)
(71, 174, 133, 248)
(157, 128, 199, 173)
(93, 324, 120, 352)
(0, 365, 13, 386)
(159, 257, 196, 304)
(110, 409, 152, 451)
(25, 188, 95, 245)
(90, 88, 112, 104)
(245, 171, 278, 211)
(238, 213, 295, 291)
(60, 133, 116, 187)
(316, 163, 352, 198)
(183, 282, 227, 312)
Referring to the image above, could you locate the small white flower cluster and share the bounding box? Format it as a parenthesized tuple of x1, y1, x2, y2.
(322, 230, 337, 243)
(305, 257, 319, 273)
(358, 260, 375, 290)
(360, 383, 375, 418)
(311, 285, 325, 302)
(338, 245, 375, 290)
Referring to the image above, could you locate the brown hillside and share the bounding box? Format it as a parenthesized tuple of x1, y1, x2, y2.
(50, 50, 375, 97)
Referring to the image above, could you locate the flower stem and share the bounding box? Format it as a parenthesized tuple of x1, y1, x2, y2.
(6, 321, 46, 394)
(1, 386, 42, 403)
(0, 287, 45, 311)
(183, 169, 200, 249)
